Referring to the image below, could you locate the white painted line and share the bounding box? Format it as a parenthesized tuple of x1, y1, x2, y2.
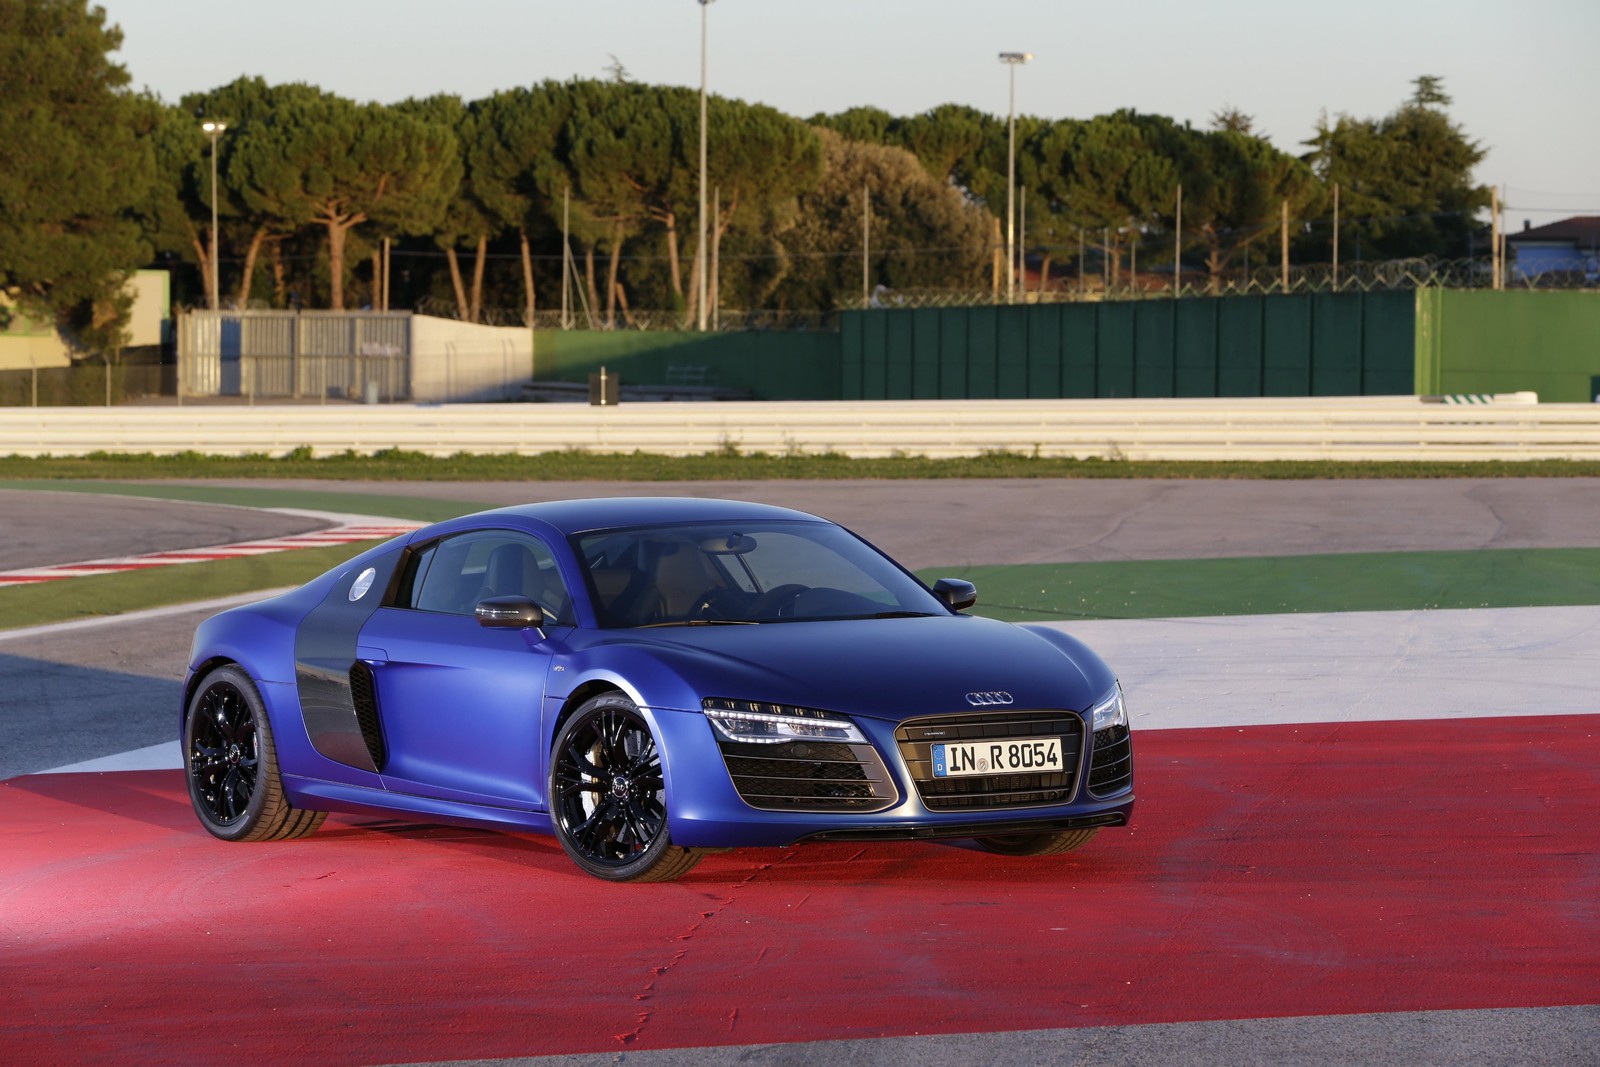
(44, 741, 182, 775)
(0, 588, 297, 641)
(0, 518, 420, 585)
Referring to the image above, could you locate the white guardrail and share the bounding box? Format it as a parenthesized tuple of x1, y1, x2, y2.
(3, 396, 1599, 462)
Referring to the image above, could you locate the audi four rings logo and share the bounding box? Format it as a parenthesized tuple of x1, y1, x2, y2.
(965, 691, 1014, 706)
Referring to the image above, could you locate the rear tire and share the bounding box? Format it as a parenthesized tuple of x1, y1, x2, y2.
(550, 693, 702, 882)
(185, 665, 326, 842)
(973, 828, 1099, 856)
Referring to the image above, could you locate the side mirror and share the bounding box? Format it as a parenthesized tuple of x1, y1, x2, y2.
(931, 578, 977, 612)
(475, 595, 552, 634)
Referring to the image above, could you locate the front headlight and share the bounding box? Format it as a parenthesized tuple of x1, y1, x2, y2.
(1090, 684, 1128, 733)
(702, 698, 867, 745)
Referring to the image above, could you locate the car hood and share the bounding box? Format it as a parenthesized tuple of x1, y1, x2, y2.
(574, 615, 1109, 721)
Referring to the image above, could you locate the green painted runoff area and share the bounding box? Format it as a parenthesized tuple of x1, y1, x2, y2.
(936, 549, 1600, 622)
(3, 481, 1598, 631)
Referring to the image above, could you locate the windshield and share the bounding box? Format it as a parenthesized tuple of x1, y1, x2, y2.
(574, 520, 947, 628)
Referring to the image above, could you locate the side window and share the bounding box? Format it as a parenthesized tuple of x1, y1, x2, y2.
(405, 531, 571, 624)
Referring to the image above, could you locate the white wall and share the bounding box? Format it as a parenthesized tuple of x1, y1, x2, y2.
(409, 316, 532, 403)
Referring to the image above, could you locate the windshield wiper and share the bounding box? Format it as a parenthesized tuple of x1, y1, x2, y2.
(635, 618, 761, 628)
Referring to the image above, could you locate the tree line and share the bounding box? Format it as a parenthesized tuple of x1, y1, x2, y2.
(2, 1, 1487, 355)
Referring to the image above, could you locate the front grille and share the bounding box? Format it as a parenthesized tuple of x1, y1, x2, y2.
(1088, 724, 1132, 796)
(717, 739, 896, 812)
(895, 712, 1083, 811)
(348, 662, 386, 771)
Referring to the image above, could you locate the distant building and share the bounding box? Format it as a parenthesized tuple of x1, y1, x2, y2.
(0, 269, 170, 369)
(1506, 216, 1600, 282)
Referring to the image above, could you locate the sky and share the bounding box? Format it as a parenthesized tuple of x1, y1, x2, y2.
(101, 0, 1598, 227)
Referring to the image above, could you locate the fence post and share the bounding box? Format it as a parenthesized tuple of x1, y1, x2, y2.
(1280, 200, 1290, 294)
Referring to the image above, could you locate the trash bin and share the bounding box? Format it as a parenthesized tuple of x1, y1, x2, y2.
(364, 379, 380, 405)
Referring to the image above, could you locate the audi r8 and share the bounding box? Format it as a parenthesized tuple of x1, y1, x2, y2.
(183, 497, 1134, 881)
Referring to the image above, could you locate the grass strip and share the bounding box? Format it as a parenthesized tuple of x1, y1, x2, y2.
(923, 547, 1600, 622)
(2, 450, 1598, 482)
(0, 542, 386, 630)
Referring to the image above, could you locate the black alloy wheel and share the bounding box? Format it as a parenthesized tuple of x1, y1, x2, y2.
(550, 693, 702, 882)
(185, 665, 326, 842)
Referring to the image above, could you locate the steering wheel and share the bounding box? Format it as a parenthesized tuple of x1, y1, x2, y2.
(691, 590, 731, 620)
(747, 583, 807, 618)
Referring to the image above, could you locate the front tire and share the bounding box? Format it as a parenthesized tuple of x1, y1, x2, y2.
(550, 693, 702, 882)
(973, 828, 1099, 856)
(185, 665, 326, 842)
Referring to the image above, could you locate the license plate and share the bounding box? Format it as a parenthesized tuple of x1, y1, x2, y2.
(932, 736, 1063, 778)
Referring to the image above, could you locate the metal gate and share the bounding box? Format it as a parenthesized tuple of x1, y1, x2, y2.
(177, 310, 411, 400)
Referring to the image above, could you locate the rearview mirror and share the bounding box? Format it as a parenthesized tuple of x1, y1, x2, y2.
(931, 578, 977, 612)
(475, 595, 551, 634)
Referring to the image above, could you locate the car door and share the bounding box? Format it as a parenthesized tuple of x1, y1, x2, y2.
(358, 529, 572, 810)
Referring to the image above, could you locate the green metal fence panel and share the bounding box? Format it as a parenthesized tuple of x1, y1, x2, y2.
(840, 314, 864, 400)
(534, 330, 843, 400)
(912, 309, 942, 399)
(965, 306, 999, 398)
(996, 305, 1030, 398)
(1060, 304, 1098, 398)
(881, 312, 914, 399)
(1134, 300, 1176, 397)
(1174, 299, 1220, 397)
(1412, 288, 1443, 397)
(1362, 290, 1416, 395)
(1311, 293, 1363, 396)
(860, 311, 888, 399)
(1262, 295, 1313, 395)
(1027, 304, 1062, 397)
(1217, 297, 1264, 395)
(1424, 291, 1600, 402)
(837, 290, 1429, 401)
(1096, 302, 1137, 398)
(937, 308, 970, 399)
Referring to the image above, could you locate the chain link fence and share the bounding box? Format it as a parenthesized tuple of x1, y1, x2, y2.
(0, 362, 167, 407)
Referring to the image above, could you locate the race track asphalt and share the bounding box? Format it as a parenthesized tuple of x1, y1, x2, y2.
(1, 478, 1597, 1065)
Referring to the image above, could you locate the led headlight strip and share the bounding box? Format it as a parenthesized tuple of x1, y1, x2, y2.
(702, 698, 868, 745)
(1090, 683, 1128, 733)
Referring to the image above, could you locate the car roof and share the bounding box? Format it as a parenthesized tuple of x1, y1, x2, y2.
(456, 497, 829, 537)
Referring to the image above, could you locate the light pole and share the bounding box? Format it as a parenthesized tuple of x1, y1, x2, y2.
(696, 0, 714, 332)
(999, 52, 1031, 304)
(201, 121, 227, 310)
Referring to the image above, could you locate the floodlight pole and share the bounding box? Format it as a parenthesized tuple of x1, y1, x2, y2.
(696, 0, 715, 332)
(201, 121, 228, 310)
(999, 52, 1032, 305)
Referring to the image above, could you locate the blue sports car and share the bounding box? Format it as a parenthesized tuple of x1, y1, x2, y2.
(183, 498, 1133, 881)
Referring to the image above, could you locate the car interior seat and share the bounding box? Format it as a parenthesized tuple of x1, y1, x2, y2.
(483, 541, 566, 622)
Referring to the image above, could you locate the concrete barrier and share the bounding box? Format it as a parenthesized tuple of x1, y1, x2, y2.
(3, 396, 1598, 462)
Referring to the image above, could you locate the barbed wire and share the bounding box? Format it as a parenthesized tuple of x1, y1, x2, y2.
(407, 256, 1592, 326)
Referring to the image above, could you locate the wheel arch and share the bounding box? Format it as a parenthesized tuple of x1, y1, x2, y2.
(551, 678, 628, 744)
(547, 673, 703, 825)
(184, 656, 241, 709)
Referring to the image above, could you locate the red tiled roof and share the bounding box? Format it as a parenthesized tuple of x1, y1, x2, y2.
(1507, 216, 1600, 244)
